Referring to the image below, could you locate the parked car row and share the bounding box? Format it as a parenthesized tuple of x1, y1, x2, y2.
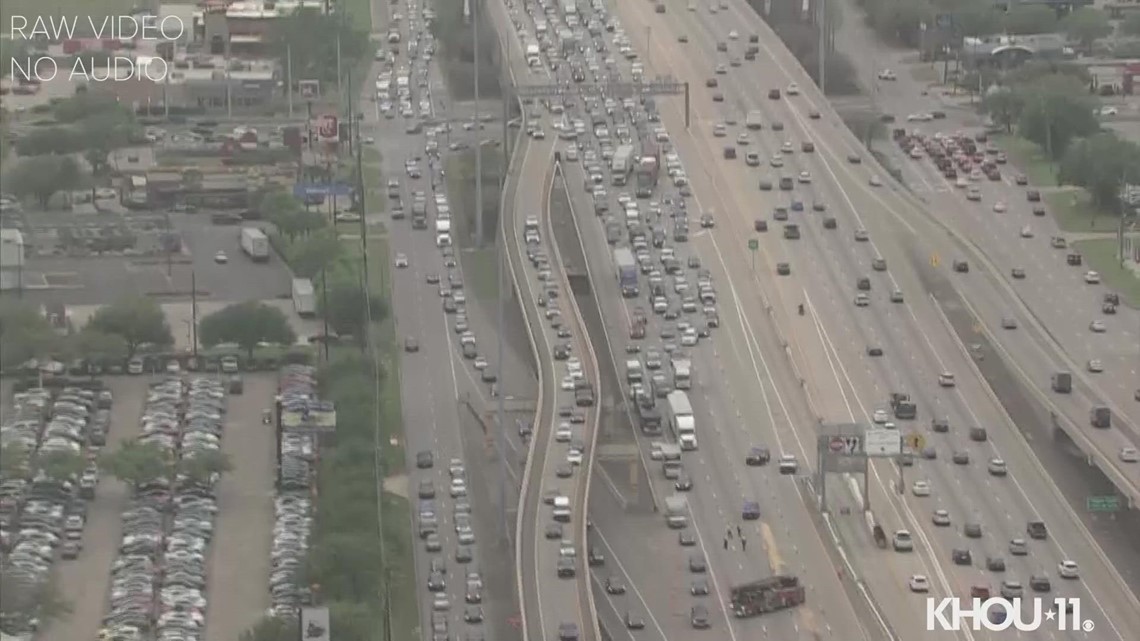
(1, 387, 104, 636)
(101, 376, 227, 641)
(270, 365, 318, 617)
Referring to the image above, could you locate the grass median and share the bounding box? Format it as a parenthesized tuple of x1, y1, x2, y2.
(994, 134, 1057, 187)
(445, 150, 505, 303)
(1045, 190, 1120, 234)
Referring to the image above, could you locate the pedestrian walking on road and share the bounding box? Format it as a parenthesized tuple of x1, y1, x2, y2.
(741, 537, 747, 551)
(737, 525, 742, 538)
(723, 537, 729, 550)
(726, 526, 732, 539)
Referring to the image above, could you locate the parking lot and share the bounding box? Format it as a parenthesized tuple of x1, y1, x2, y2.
(16, 211, 293, 306)
(1, 374, 277, 641)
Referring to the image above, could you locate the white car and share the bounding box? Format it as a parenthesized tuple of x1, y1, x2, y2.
(878, 69, 897, 81)
(1058, 560, 1079, 579)
(728, 30, 739, 40)
(931, 509, 951, 526)
(214, 251, 228, 264)
(873, 409, 890, 424)
(1100, 106, 1119, 116)
(988, 458, 1007, 476)
(713, 123, 727, 137)
(567, 448, 583, 466)
(993, 201, 1007, 213)
(1020, 225, 1033, 238)
(938, 372, 955, 387)
(787, 82, 800, 95)
(1090, 320, 1106, 333)
(561, 376, 576, 391)
(798, 170, 812, 183)
(770, 154, 784, 167)
(1084, 270, 1101, 284)
(555, 424, 573, 442)
(1120, 447, 1138, 463)
(473, 356, 489, 370)
(909, 575, 930, 593)
(395, 253, 409, 268)
(1088, 359, 1104, 373)
(869, 175, 882, 187)
(911, 480, 931, 497)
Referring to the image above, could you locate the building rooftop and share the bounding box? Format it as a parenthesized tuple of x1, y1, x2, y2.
(200, 0, 329, 19)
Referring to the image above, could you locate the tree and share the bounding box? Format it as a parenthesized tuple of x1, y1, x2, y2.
(35, 450, 86, 483)
(198, 302, 296, 360)
(240, 616, 297, 641)
(982, 87, 1024, 133)
(1015, 74, 1099, 159)
(52, 92, 128, 124)
(16, 127, 85, 156)
(306, 532, 383, 601)
(0, 301, 56, 370)
(68, 327, 130, 364)
(3, 155, 83, 209)
(1061, 8, 1113, 52)
(99, 438, 171, 488)
(87, 297, 173, 357)
(80, 113, 133, 175)
(0, 575, 71, 631)
(1122, 12, 1140, 38)
(1, 443, 29, 480)
(179, 449, 233, 486)
(272, 8, 368, 85)
(321, 281, 386, 339)
(290, 231, 344, 279)
(1059, 133, 1140, 210)
(1002, 5, 1057, 36)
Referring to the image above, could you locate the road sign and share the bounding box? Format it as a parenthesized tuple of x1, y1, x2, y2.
(748, 239, 759, 251)
(865, 428, 902, 457)
(299, 79, 320, 100)
(827, 435, 861, 455)
(930, 252, 940, 267)
(1087, 495, 1121, 513)
(316, 114, 339, 142)
(904, 432, 925, 451)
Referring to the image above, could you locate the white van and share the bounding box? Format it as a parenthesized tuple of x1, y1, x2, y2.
(435, 219, 451, 234)
(436, 233, 452, 247)
(552, 495, 571, 522)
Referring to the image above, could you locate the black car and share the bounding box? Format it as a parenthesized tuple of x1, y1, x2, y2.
(416, 451, 434, 469)
(745, 447, 770, 466)
(625, 611, 646, 630)
(605, 576, 626, 594)
(986, 556, 1006, 572)
(952, 548, 972, 565)
(691, 605, 710, 629)
(932, 417, 950, 433)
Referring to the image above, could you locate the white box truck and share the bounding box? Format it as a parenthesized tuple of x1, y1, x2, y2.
(240, 227, 270, 262)
(666, 390, 697, 450)
(292, 278, 316, 317)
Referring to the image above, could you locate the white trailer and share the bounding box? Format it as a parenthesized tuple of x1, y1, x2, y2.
(292, 278, 316, 317)
(611, 144, 635, 185)
(240, 227, 269, 262)
(666, 390, 697, 450)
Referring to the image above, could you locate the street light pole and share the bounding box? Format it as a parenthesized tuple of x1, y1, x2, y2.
(474, 0, 484, 247)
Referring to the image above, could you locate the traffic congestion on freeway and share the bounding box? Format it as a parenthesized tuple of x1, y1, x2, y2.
(481, 0, 1140, 640)
(373, 0, 1140, 640)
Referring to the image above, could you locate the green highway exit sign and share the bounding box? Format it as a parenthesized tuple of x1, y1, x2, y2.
(748, 239, 759, 250)
(1086, 495, 1121, 512)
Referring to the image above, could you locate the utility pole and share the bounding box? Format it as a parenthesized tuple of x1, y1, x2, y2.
(817, 0, 826, 95)
(473, 0, 484, 247)
(287, 45, 294, 118)
(190, 270, 199, 358)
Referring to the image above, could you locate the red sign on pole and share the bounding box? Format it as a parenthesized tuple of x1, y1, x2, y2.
(316, 114, 338, 143)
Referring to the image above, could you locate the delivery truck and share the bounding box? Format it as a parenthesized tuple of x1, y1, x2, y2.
(292, 278, 316, 317)
(240, 227, 270, 262)
(614, 247, 639, 297)
(666, 390, 697, 450)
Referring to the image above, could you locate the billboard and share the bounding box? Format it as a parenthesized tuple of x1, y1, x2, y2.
(865, 428, 902, 457)
(300, 606, 330, 641)
(316, 114, 339, 143)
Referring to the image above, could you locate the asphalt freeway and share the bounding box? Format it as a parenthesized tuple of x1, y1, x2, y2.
(832, 2, 1140, 497)
(361, 2, 529, 640)
(604, 0, 1140, 639)
(557, 152, 882, 641)
(490, 4, 603, 641)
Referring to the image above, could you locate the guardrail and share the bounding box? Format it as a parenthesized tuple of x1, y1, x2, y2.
(545, 162, 602, 641)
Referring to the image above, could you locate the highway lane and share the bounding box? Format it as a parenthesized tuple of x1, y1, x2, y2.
(363, 3, 516, 639)
(556, 149, 883, 641)
(610, 0, 1140, 636)
(836, 20, 1140, 440)
(781, 3, 1140, 489)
